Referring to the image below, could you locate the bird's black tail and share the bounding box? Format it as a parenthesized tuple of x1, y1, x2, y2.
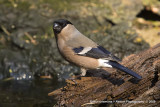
(108, 61, 142, 80)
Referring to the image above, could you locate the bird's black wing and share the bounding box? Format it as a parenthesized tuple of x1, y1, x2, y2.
(72, 46, 121, 62)
(73, 46, 142, 80)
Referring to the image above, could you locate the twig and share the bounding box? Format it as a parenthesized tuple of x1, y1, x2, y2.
(24, 32, 37, 45)
(1, 25, 11, 36)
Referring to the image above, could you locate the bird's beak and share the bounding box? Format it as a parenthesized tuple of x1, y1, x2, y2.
(53, 23, 60, 30)
(54, 23, 59, 28)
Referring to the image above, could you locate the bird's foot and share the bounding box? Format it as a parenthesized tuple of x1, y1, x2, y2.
(66, 75, 82, 85)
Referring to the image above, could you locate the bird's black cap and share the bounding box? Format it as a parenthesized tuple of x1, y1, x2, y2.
(53, 19, 72, 35)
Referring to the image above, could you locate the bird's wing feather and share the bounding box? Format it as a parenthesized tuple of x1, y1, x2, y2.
(72, 46, 121, 62)
(107, 61, 142, 79)
(97, 46, 121, 61)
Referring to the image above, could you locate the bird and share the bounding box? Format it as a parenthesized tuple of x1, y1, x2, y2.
(52, 19, 142, 80)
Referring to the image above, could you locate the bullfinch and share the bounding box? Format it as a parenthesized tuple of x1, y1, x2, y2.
(52, 19, 142, 80)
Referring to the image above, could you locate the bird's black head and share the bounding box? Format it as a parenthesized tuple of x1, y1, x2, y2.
(53, 19, 72, 35)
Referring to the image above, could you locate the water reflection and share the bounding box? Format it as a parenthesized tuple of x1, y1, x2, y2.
(0, 77, 66, 107)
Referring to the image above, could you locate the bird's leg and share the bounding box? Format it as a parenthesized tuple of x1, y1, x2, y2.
(67, 68, 86, 85)
(81, 67, 87, 76)
(70, 67, 86, 80)
(66, 78, 78, 85)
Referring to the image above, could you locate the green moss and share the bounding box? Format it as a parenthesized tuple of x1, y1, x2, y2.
(0, 0, 30, 11)
(16, 1, 31, 11)
(0, 0, 13, 7)
(38, 0, 99, 12)
(39, 0, 73, 12)
(142, 0, 159, 5)
(45, 26, 54, 37)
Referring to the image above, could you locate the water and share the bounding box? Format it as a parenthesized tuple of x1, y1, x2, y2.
(0, 77, 66, 107)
